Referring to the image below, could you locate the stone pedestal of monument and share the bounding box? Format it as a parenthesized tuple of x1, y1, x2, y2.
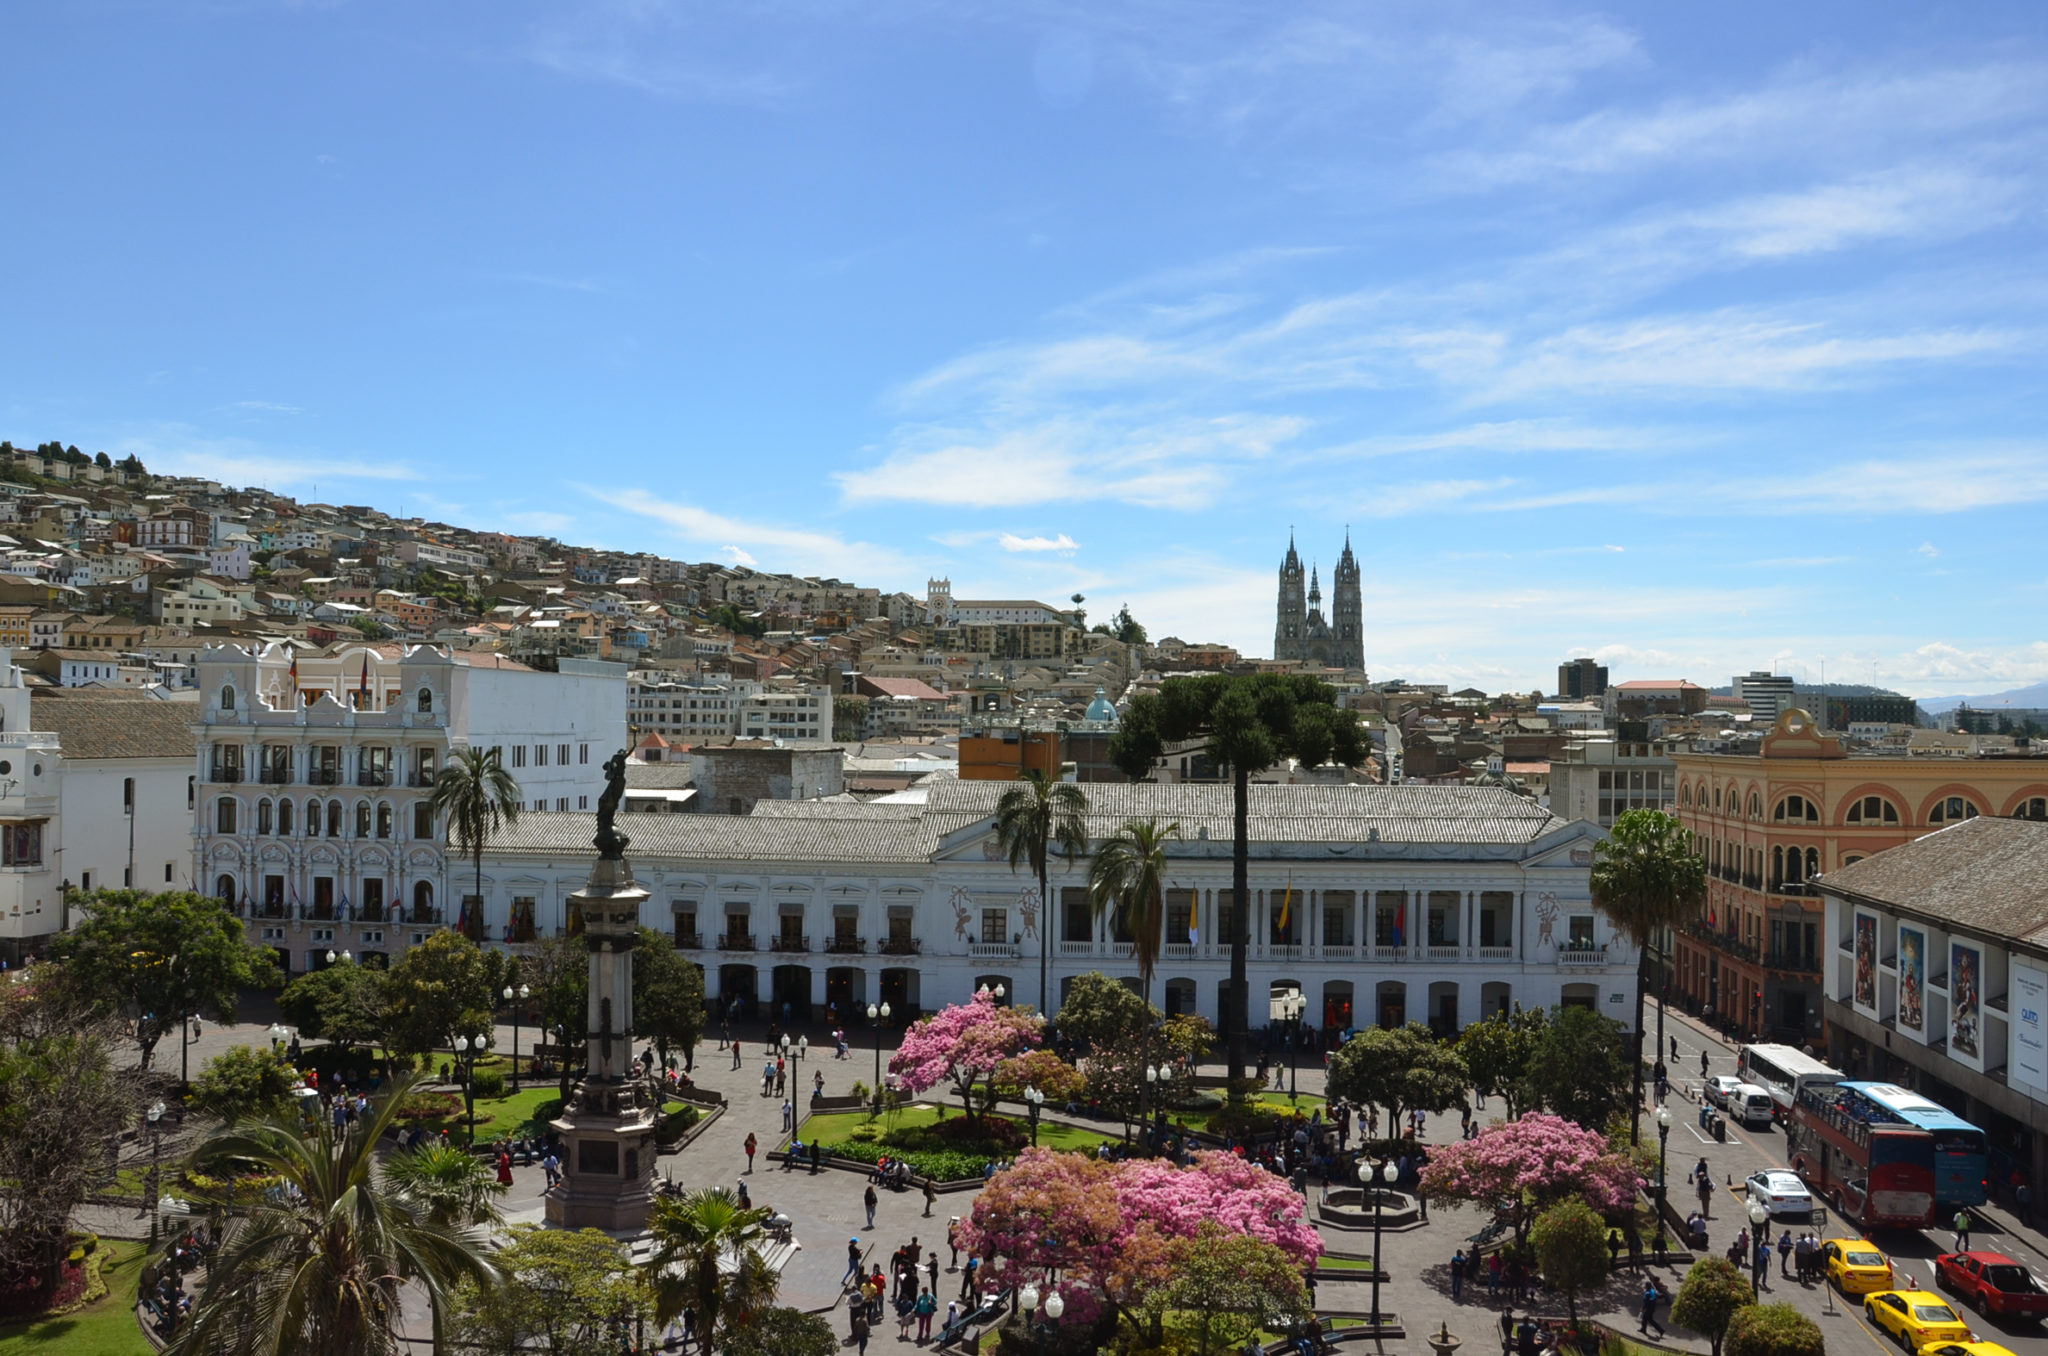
(545, 846, 660, 1232)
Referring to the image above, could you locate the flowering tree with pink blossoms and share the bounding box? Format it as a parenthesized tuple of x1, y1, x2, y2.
(957, 1148, 1323, 1336)
(1416, 1112, 1639, 1240)
(887, 989, 1044, 1124)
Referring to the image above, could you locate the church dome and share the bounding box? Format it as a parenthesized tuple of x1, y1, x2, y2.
(1083, 686, 1119, 727)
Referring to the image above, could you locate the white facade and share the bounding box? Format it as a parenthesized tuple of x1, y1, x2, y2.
(628, 676, 757, 739)
(738, 687, 828, 741)
(1738, 671, 1797, 726)
(191, 643, 627, 972)
(465, 782, 1631, 1033)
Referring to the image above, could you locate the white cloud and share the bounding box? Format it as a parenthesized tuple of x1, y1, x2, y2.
(998, 533, 1079, 553)
(1917, 541, 1941, 559)
(586, 487, 908, 579)
(722, 546, 759, 567)
(228, 400, 303, 415)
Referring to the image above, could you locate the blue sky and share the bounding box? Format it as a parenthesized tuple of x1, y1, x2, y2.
(4, 2, 2045, 697)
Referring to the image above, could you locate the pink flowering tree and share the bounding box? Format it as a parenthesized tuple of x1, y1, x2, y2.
(888, 989, 1044, 1123)
(1417, 1112, 1639, 1240)
(958, 1148, 1323, 1337)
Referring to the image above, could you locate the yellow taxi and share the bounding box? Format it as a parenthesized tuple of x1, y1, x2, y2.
(1916, 1342, 2017, 1356)
(1865, 1291, 1971, 1349)
(1821, 1239, 1894, 1295)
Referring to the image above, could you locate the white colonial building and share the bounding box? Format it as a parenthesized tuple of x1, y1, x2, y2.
(190, 642, 626, 974)
(464, 781, 1632, 1035)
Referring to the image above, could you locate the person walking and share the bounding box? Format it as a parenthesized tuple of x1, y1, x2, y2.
(850, 1305, 870, 1354)
(1451, 1248, 1467, 1300)
(1640, 1280, 1665, 1337)
(495, 1148, 514, 1188)
(1700, 1049, 1710, 1078)
(1754, 1237, 1772, 1290)
(925, 1250, 939, 1297)
(1778, 1230, 1793, 1278)
(843, 1238, 864, 1288)
(959, 1254, 979, 1299)
(923, 1178, 938, 1217)
(865, 1183, 879, 1229)
(1954, 1208, 1972, 1251)
(781, 1099, 793, 1132)
(744, 1132, 757, 1173)
(541, 1148, 561, 1188)
(731, 1039, 743, 1071)
(915, 1287, 937, 1342)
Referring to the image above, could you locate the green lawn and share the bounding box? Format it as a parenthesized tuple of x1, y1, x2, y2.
(797, 1104, 1119, 1156)
(0, 1240, 152, 1356)
(1254, 1090, 1327, 1111)
(412, 1085, 564, 1141)
(1318, 1255, 1377, 1271)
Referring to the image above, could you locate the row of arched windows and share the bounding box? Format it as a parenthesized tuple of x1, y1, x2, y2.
(1678, 782, 2048, 826)
(212, 796, 434, 840)
(220, 683, 437, 714)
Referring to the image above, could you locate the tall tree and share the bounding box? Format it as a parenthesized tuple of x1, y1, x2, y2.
(189, 1045, 305, 1124)
(170, 1075, 500, 1356)
(384, 1141, 508, 1230)
(1672, 1257, 1756, 1356)
(1326, 1023, 1470, 1134)
(642, 1187, 778, 1346)
(1051, 970, 1153, 1053)
(1457, 1004, 1549, 1118)
(1521, 1004, 1633, 1130)
(1086, 817, 1180, 1008)
(448, 1226, 650, 1356)
(50, 889, 279, 1071)
(1529, 1198, 1610, 1326)
(1109, 674, 1365, 1094)
(1590, 808, 1707, 1143)
(523, 935, 589, 1101)
(991, 769, 1090, 1015)
(278, 961, 387, 1051)
(430, 745, 522, 913)
(383, 931, 509, 1065)
(632, 926, 706, 1073)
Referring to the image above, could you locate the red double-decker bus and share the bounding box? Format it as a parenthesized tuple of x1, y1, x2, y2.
(1787, 1084, 1937, 1231)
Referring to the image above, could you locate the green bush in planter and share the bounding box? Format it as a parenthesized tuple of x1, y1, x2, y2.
(655, 1105, 701, 1146)
(469, 1066, 506, 1099)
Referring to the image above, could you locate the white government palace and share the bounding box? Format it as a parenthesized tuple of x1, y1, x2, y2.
(464, 781, 1628, 1036)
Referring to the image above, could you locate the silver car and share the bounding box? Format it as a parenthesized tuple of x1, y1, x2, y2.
(1705, 1075, 1744, 1108)
(1747, 1169, 1814, 1219)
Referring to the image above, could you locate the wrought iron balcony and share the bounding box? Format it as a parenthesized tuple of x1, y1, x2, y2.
(824, 936, 866, 955)
(878, 937, 921, 956)
(771, 935, 811, 953)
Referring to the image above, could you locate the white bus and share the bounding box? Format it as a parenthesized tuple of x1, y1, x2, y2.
(1738, 1043, 1843, 1123)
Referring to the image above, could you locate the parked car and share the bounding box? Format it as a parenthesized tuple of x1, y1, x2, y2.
(1866, 1291, 1971, 1349)
(1705, 1074, 1745, 1108)
(1936, 1253, 2048, 1321)
(1731, 1082, 1776, 1127)
(1918, 1343, 2017, 1356)
(1746, 1169, 1814, 1219)
(1820, 1238, 1894, 1296)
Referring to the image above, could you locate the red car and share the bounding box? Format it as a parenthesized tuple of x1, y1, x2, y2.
(1937, 1252, 2048, 1320)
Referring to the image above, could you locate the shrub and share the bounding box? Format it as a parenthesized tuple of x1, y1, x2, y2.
(468, 1066, 506, 1099)
(655, 1105, 700, 1147)
(814, 1138, 988, 1183)
(394, 1090, 465, 1124)
(1724, 1304, 1824, 1356)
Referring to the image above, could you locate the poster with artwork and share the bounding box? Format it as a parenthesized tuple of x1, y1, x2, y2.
(1854, 912, 1877, 1010)
(2012, 963, 2048, 1094)
(1951, 941, 1981, 1061)
(1898, 926, 1925, 1032)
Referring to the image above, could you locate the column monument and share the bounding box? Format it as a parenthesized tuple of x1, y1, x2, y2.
(546, 750, 660, 1231)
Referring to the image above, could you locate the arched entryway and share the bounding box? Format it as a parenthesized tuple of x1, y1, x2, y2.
(1375, 980, 1406, 1029)
(213, 874, 237, 906)
(825, 966, 865, 1024)
(879, 967, 920, 1019)
(412, 880, 434, 923)
(718, 964, 759, 1019)
(1163, 978, 1197, 1018)
(1427, 981, 1460, 1037)
(1321, 980, 1354, 1034)
(1480, 981, 1513, 1020)
(1561, 982, 1598, 1011)
(771, 964, 813, 1023)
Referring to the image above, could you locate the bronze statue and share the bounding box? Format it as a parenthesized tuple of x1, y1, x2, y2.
(595, 749, 630, 859)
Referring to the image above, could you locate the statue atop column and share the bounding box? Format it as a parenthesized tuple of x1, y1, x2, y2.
(595, 748, 630, 859)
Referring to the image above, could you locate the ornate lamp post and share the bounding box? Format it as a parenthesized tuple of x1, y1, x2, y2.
(867, 1001, 891, 1107)
(1017, 1282, 1064, 1356)
(146, 1101, 166, 1244)
(1025, 1085, 1044, 1146)
(1747, 1199, 1770, 1295)
(1145, 1063, 1163, 1155)
(1362, 1158, 1397, 1327)
(1285, 991, 1307, 1100)
(453, 1030, 491, 1146)
(503, 983, 531, 1092)
(268, 1022, 289, 1052)
(798, 1033, 808, 1064)
(781, 1033, 791, 1069)
(1655, 1104, 1673, 1225)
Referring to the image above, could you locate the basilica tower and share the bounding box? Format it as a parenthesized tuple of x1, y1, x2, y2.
(1274, 535, 1306, 659)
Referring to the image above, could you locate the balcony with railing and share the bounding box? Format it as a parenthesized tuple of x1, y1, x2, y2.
(308, 767, 341, 786)
(675, 931, 704, 950)
(357, 769, 391, 788)
(408, 769, 437, 788)
(209, 764, 243, 784)
(1162, 941, 1200, 960)
(1765, 948, 1820, 975)
(1057, 940, 1095, 957)
(1557, 943, 1610, 967)
(1319, 943, 1355, 960)
(718, 932, 756, 951)
(823, 935, 865, 955)
(1426, 944, 1462, 961)
(258, 764, 291, 784)
(1373, 945, 1406, 962)
(969, 940, 1019, 959)
(1478, 945, 1515, 961)
(770, 934, 811, 954)
(878, 936, 921, 956)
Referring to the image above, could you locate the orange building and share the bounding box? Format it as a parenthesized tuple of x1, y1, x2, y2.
(1671, 709, 2048, 1046)
(958, 726, 1063, 781)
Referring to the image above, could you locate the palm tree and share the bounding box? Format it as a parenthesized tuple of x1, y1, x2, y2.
(382, 1140, 508, 1231)
(430, 746, 522, 923)
(1087, 817, 1182, 1009)
(168, 1074, 498, 1356)
(1591, 807, 1708, 1145)
(643, 1186, 779, 1346)
(1110, 674, 1365, 1097)
(992, 770, 1090, 1015)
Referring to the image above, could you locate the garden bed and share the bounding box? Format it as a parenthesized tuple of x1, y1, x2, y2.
(791, 1104, 1118, 1183)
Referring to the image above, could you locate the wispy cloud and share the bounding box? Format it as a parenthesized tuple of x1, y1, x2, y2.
(998, 532, 1078, 553)
(110, 428, 421, 489)
(227, 400, 303, 415)
(586, 486, 910, 579)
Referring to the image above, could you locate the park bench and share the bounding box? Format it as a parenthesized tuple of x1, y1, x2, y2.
(936, 1286, 1013, 1349)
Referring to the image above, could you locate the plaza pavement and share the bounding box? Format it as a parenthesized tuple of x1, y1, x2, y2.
(85, 1001, 2048, 1356)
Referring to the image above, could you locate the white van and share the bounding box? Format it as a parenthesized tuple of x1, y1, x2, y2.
(1732, 1083, 1775, 1128)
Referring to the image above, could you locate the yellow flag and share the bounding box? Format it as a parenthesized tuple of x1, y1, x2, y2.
(1276, 874, 1292, 933)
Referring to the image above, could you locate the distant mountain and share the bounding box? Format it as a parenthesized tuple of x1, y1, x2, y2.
(1921, 682, 2048, 714)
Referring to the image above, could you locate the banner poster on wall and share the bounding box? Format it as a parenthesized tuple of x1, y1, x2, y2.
(1950, 941, 1982, 1061)
(1854, 912, 1877, 1010)
(1898, 926, 1925, 1033)
(2012, 963, 2048, 1094)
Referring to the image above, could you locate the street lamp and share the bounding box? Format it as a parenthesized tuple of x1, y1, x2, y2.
(146, 1101, 166, 1243)
(867, 1001, 891, 1107)
(1283, 991, 1307, 1099)
(1747, 1199, 1770, 1295)
(780, 1033, 791, 1068)
(454, 1031, 491, 1146)
(1024, 1085, 1044, 1146)
(1017, 1282, 1063, 1356)
(268, 1022, 289, 1051)
(1655, 1104, 1673, 1231)
(798, 1033, 808, 1063)
(1362, 1158, 1397, 1328)
(1145, 1063, 1163, 1155)
(503, 983, 530, 1092)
